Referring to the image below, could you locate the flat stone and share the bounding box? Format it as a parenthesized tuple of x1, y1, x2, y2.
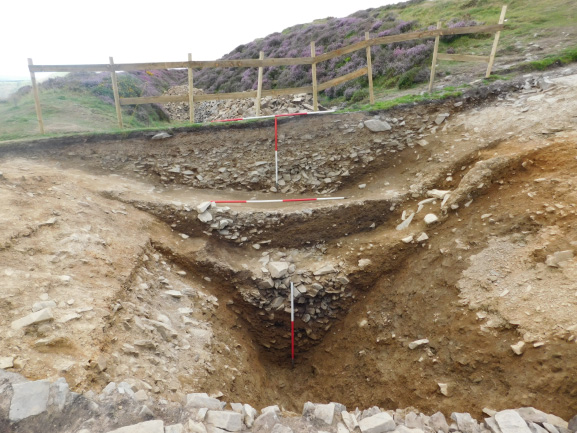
(516, 408, 548, 424)
(495, 410, 533, 433)
(165, 424, 184, 433)
(435, 113, 450, 125)
(408, 339, 429, 350)
(364, 119, 392, 132)
(427, 189, 450, 199)
(314, 264, 337, 276)
(106, 420, 164, 433)
(314, 403, 337, 425)
(0, 356, 14, 369)
(32, 300, 57, 312)
(151, 132, 171, 140)
(9, 380, 51, 422)
(359, 412, 396, 433)
(424, 214, 438, 225)
(206, 410, 243, 432)
(545, 250, 573, 267)
(268, 261, 290, 279)
(396, 213, 414, 231)
(402, 236, 414, 244)
(271, 425, 293, 433)
(11, 308, 54, 330)
(164, 290, 184, 298)
(186, 393, 224, 410)
(198, 211, 213, 223)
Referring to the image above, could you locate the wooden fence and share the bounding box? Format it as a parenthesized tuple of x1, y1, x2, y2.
(27, 6, 506, 134)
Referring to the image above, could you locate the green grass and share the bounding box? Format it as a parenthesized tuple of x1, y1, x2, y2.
(344, 88, 463, 112)
(522, 46, 577, 71)
(0, 88, 167, 142)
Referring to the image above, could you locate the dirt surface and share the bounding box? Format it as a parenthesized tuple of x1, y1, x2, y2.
(1, 67, 577, 421)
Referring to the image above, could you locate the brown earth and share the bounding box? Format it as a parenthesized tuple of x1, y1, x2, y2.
(1, 69, 576, 421)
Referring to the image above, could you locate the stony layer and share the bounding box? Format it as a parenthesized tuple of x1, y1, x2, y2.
(1, 370, 575, 433)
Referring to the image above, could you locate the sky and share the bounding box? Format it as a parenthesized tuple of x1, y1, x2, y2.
(0, 0, 403, 79)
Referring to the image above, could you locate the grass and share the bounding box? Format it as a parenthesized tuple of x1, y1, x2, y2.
(522, 46, 577, 71)
(0, 88, 167, 142)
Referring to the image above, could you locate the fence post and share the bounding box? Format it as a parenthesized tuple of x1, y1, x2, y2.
(188, 53, 195, 123)
(256, 51, 264, 116)
(486, 5, 507, 78)
(428, 21, 442, 93)
(27, 58, 45, 134)
(365, 32, 375, 105)
(109, 57, 123, 129)
(310, 41, 318, 111)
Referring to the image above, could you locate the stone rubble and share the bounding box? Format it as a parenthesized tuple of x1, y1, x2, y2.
(162, 86, 328, 123)
(2, 371, 574, 433)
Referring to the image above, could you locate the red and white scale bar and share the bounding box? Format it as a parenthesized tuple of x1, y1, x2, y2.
(211, 197, 345, 204)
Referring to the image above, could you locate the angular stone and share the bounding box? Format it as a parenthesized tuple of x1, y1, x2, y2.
(314, 403, 336, 425)
(517, 408, 548, 424)
(429, 412, 450, 433)
(451, 412, 479, 433)
(244, 403, 258, 428)
(364, 120, 392, 132)
(358, 259, 372, 269)
(359, 412, 396, 433)
(568, 415, 577, 432)
(165, 424, 185, 433)
(435, 113, 449, 125)
(511, 341, 526, 355)
(189, 420, 208, 433)
(253, 410, 280, 432)
(106, 420, 164, 433)
(408, 339, 429, 350)
(495, 410, 533, 433)
(198, 211, 213, 223)
(313, 264, 337, 276)
(11, 308, 54, 330)
(206, 410, 243, 432)
(268, 262, 290, 279)
(49, 377, 70, 411)
(342, 411, 360, 432)
(402, 236, 414, 244)
(197, 202, 212, 213)
(271, 425, 293, 433)
(485, 417, 503, 433)
(32, 300, 57, 312)
(416, 233, 429, 242)
(9, 380, 51, 422)
(186, 393, 224, 410)
(0, 356, 14, 369)
(438, 382, 449, 396)
(405, 412, 425, 430)
(545, 250, 573, 267)
(396, 213, 415, 231)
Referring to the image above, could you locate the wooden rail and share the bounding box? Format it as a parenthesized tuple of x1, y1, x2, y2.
(27, 7, 506, 133)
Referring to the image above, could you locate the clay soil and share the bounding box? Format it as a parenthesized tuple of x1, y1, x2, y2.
(1, 70, 577, 420)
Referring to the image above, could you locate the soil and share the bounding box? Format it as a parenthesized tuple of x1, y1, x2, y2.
(1, 67, 577, 421)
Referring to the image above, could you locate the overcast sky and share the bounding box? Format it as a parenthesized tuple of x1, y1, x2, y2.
(1, 0, 403, 79)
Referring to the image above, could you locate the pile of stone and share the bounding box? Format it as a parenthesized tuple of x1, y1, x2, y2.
(2, 369, 576, 433)
(195, 201, 351, 330)
(161, 85, 328, 123)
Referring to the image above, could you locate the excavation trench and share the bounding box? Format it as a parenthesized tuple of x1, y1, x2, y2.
(1, 80, 577, 421)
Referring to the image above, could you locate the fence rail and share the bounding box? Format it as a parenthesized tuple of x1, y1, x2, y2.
(27, 6, 506, 134)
